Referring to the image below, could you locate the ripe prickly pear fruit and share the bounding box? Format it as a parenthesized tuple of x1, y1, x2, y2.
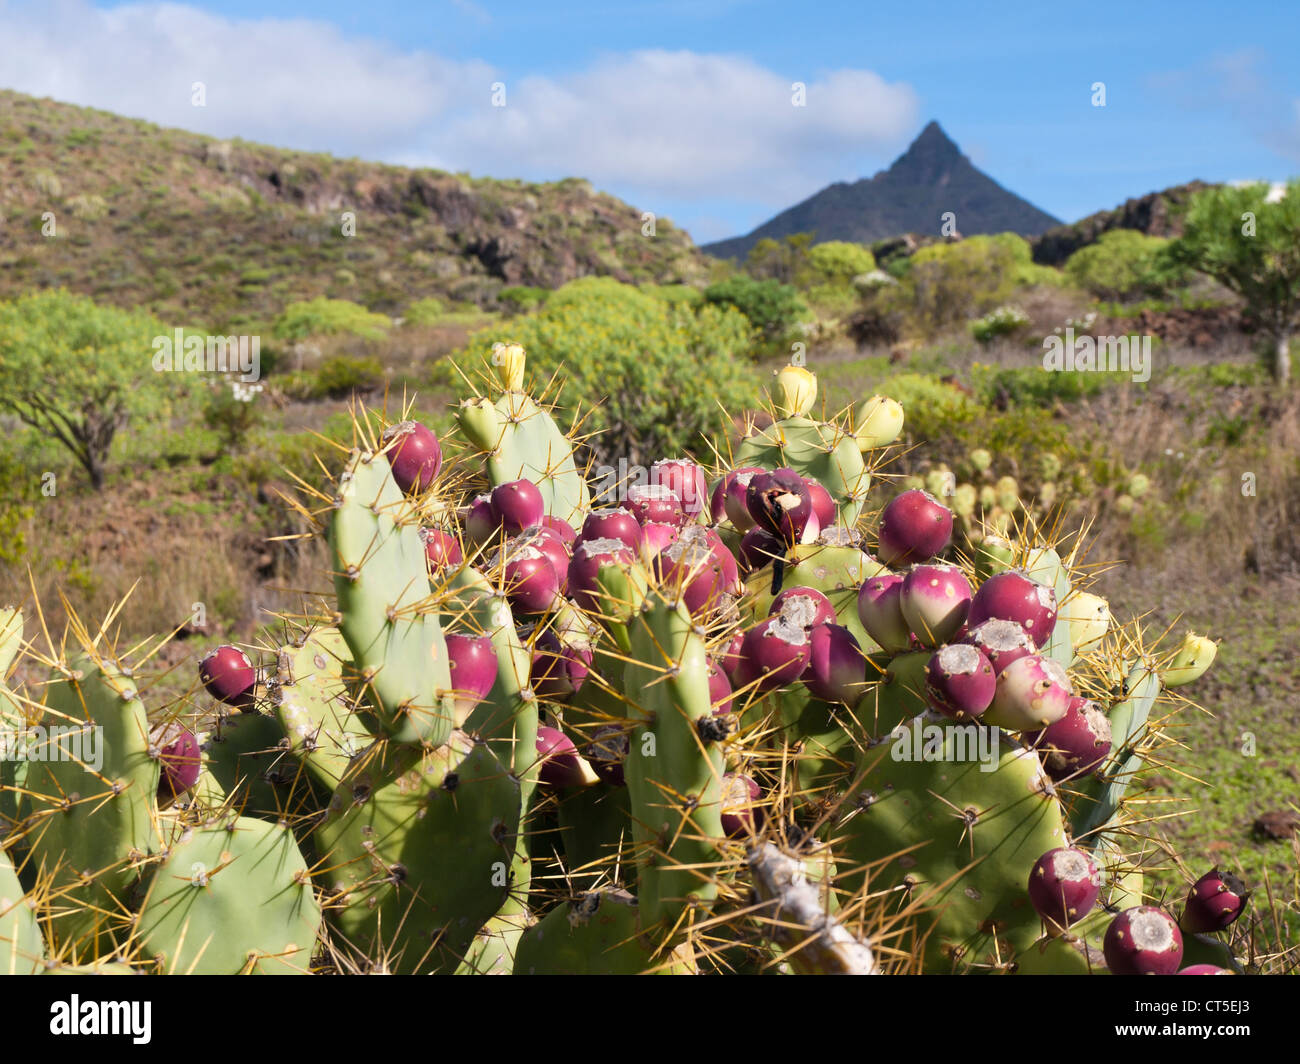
(984, 653, 1072, 731)
(579, 508, 644, 553)
(1103, 907, 1184, 975)
(770, 586, 836, 630)
(924, 643, 995, 720)
(465, 494, 500, 548)
(963, 618, 1036, 674)
(530, 629, 591, 700)
(899, 563, 972, 648)
(721, 468, 764, 531)
(640, 520, 680, 561)
(491, 479, 546, 536)
(966, 569, 1058, 649)
(708, 662, 735, 715)
(656, 525, 735, 616)
(876, 489, 952, 567)
(805, 477, 836, 531)
(720, 773, 763, 837)
(541, 514, 577, 548)
(515, 526, 571, 594)
(624, 484, 683, 527)
(652, 459, 709, 519)
(737, 615, 812, 692)
(381, 420, 442, 494)
(804, 623, 865, 704)
(747, 468, 817, 546)
(446, 632, 499, 718)
(586, 725, 629, 786)
(718, 630, 745, 685)
(1160, 632, 1217, 688)
(1028, 847, 1102, 933)
(535, 726, 599, 789)
(855, 394, 904, 450)
(420, 527, 463, 574)
(199, 645, 257, 709)
(1024, 696, 1111, 779)
(567, 537, 637, 614)
(157, 724, 202, 798)
(1178, 965, 1233, 975)
(499, 543, 560, 614)
(857, 573, 911, 655)
(1179, 869, 1248, 934)
(739, 526, 785, 573)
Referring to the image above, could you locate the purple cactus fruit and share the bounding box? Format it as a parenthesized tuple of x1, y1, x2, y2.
(736, 615, 812, 693)
(900, 564, 972, 648)
(491, 479, 546, 536)
(720, 773, 763, 837)
(157, 725, 202, 798)
(199, 645, 257, 709)
(465, 493, 501, 549)
(967, 569, 1058, 649)
(530, 629, 593, 701)
(639, 520, 680, 561)
(925, 643, 996, 720)
(535, 726, 597, 789)
(805, 477, 836, 531)
(446, 632, 499, 719)
(718, 631, 745, 686)
(962, 618, 1037, 674)
(720, 467, 763, 531)
(876, 489, 953, 567)
(514, 526, 571, 594)
(1028, 847, 1102, 932)
(804, 623, 866, 704)
(1024, 696, 1112, 779)
(739, 526, 785, 574)
(625, 484, 684, 527)
(421, 527, 463, 574)
(381, 420, 443, 494)
(709, 475, 729, 525)
(652, 459, 709, 519)
(1103, 907, 1184, 975)
(984, 653, 1072, 731)
(499, 544, 560, 614)
(708, 662, 735, 715)
(1180, 869, 1248, 934)
(541, 514, 577, 548)
(856, 573, 911, 655)
(586, 725, 629, 786)
(657, 525, 735, 616)
(1177, 965, 1233, 975)
(747, 467, 817, 545)
(770, 586, 836, 630)
(579, 507, 644, 553)
(567, 537, 637, 614)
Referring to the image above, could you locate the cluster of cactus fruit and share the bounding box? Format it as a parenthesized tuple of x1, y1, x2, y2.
(0, 347, 1243, 974)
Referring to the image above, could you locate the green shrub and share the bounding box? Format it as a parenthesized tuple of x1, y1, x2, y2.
(639, 283, 703, 307)
(806, 241, 876, 283)
(458, 277, 758, 463)
(312, 355, 384, 398)
(887, 237, 1018, 337)
(202, 380, 265, 450)
(272, 298, 392, 342)
(1064, 231, 1171, 300)
(970, 305, 1030, 343)
(702, 275, 808, 347)
(498, 287, 550, 313)
(404, 297, 446, 326)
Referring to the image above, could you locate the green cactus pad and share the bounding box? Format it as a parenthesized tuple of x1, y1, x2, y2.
(514, 889, 667, 974)
(0, 846, 44, 974)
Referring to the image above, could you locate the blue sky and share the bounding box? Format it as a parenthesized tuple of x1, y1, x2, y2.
(2, 0, 1298, 242)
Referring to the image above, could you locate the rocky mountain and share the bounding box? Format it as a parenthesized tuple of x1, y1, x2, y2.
(0, 90, 708, 327)
(703, 121, 1060, 260)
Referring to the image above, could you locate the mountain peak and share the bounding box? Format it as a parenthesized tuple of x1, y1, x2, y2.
(889, 120, 965, 180)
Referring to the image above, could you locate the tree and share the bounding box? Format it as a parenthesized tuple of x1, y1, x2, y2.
(1163, 181, 1300, 382)
(0, 290, 171, 489)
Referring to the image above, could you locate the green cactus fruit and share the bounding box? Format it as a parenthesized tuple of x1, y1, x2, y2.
(854, 395, 905, 451)
(1038, 481, 1058, 509)
(316, 730, 521, 973)
(1060, 591, 1111, 655)
(1114, 493, 1135, 514)
(952, 483, 978, 519)
(1127, 472, 1151, 499)
(1160, 633, 1217, 688)
(840, 716, 1066, 971)
(1040, 453, 1062, 482)
(135, 817, 320, 974)
(735, 414, 869, 526)
(924, 467, 955, 501)
(978, 484, 997, 510)
(968, 448, 992, 473)
(1023, 546, 1073, 670)
(622, 596, 725, 931)
(330, 449, 456, 747)
(972, 535, 1015, 580)
(26, 652, 162, 955)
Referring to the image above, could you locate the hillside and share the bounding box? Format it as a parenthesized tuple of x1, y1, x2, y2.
(0, 90, 709, 329)
(703, 121, 1060, 260)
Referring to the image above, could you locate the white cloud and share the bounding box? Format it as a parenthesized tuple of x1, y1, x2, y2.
(0, 1, 918, 218)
